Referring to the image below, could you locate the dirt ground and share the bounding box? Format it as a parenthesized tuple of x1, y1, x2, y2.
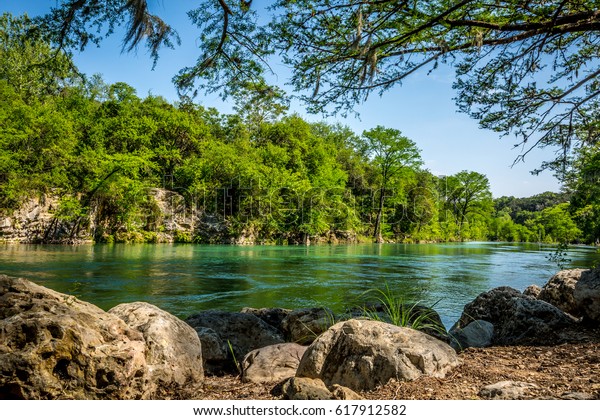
(198, 340, 600, 400)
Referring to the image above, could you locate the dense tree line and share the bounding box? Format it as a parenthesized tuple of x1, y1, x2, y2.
(0, 12, 596, 245)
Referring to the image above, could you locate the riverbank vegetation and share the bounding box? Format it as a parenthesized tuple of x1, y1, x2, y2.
(0, 13, 598, 245)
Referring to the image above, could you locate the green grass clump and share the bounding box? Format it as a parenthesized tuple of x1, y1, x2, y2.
(359, 283, 446, 337)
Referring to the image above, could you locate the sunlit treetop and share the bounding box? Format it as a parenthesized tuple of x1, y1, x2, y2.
(30, 1, 600, 175)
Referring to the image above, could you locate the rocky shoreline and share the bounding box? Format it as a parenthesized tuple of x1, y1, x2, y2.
(0, 190, 360, 245)
(1, 267, 599, 400)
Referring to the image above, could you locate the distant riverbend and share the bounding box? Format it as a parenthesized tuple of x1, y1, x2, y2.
(0, 242, 597, 327)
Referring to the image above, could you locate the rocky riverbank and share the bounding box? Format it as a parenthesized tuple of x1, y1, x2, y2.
(0, 189, 359, 245)
(1, 267, 599, 400)
(200, 341, 600, 400)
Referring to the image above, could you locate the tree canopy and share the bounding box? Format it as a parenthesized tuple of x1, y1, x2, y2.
(31, 1, 600, 175)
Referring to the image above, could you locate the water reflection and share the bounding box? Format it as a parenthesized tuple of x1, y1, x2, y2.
(0, 242, 598, 327)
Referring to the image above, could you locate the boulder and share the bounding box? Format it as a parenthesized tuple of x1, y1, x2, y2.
(296, 319, 459, 392)
(281, 377, 334, 400)
(241, 343, 307, 384)
(346, 303, 448, 342)
(560, 392, 596, 400)
(280, 377, 363, 400)
(448, 320, 494, 351)
(281, 307, 336, 344)
(108, 302, 203, 397)
(538, 269, 585, 317)
(240, 307, 290, 332)
(0, 276, 150, 399)
(523, 284, 541, 298)
(574, 268, 600, 322)
(456, 287, 577, 345)
(456, 286, 522, 325)
(478, 381, 538, 400)
(185, 310, 285, 374)
(330, 384, 363, 400)
(191, 327, 228, 375)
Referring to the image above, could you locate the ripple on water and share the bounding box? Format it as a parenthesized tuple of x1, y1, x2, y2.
(0, 242, 597, 327)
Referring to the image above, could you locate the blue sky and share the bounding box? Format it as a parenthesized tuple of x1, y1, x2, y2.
(3, 1, 562, 198)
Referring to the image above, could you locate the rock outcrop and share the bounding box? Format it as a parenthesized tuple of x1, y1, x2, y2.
(295, 319, 459, 392)
(108, 302, 204, 397)
(185, 310, 285, 374)
(456, 286, 577, 345)
(0, 195, 91, 244)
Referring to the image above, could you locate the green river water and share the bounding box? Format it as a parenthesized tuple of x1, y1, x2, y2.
(0, 242, 597, 327)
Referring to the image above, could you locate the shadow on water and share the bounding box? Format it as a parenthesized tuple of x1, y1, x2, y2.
(0, 242, 598, 327)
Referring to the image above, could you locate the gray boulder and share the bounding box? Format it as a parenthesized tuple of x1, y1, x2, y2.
(456, 286, 522, 325)
(574, 268, 600, 323)
(240, 307, 290, 332)
(456, 286, 577, 345)
(108, 302, 203, 397)
(560, 391, 596, 400)
(296, 319, 459, 392)
(0, 276, 150, 399)
(448, 320, 494, 351)
(241, 343, 307, 384)
(538, 269, 585, 317)
(191, 327, 228, 374)
(185, 310, 285, 374)
(282, 307, 336, 344)
(479, 381, 538, 400)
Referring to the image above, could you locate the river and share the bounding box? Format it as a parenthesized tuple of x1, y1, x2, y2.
(0, 242, 597, 327)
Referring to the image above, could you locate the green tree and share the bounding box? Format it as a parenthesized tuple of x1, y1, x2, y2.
(271, 1, 600, 171)
(0, 13, 76, 100)
(356, 126, 421, 242)
(531, 203, 582, 243)
(567, 144, 600, 244)
(398, 170, 441, 242)
(231, 78, 290, 133)
(441, 171, 492, 239)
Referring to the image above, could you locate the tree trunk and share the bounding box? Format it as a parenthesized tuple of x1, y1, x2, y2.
(374, 187, 385, 243)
